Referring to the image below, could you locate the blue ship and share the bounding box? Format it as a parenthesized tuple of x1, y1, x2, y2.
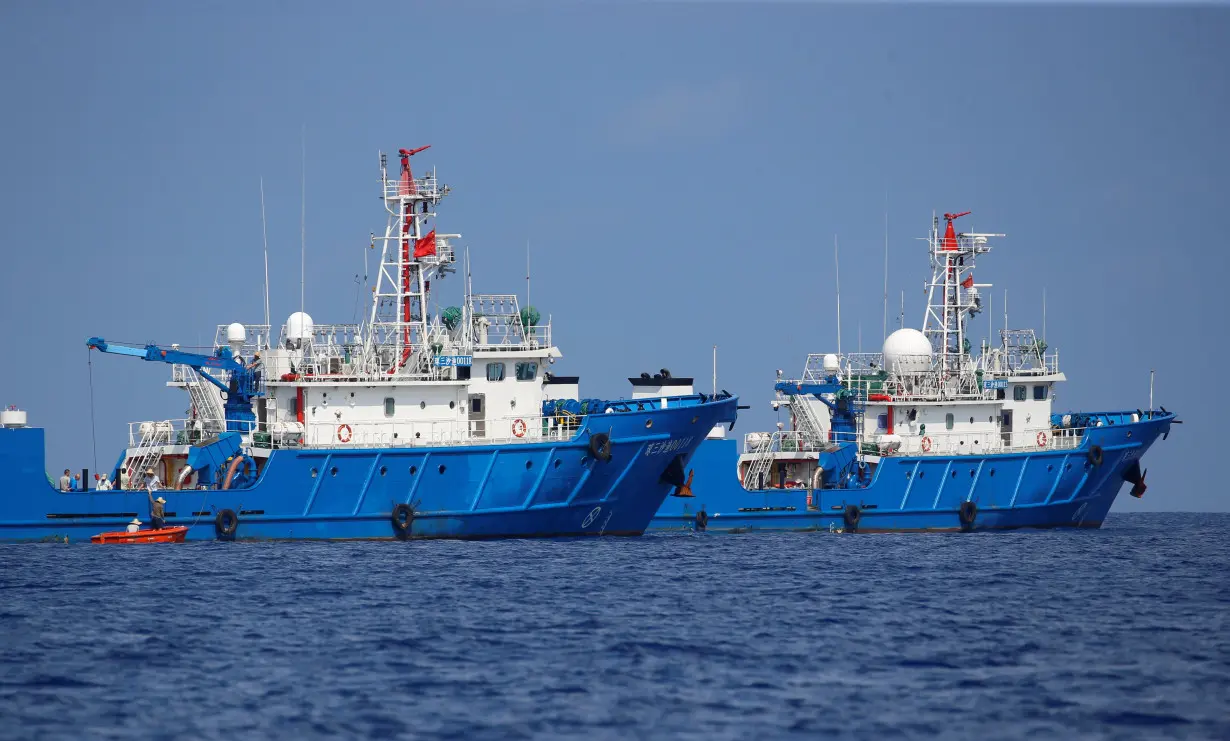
(0, 146, 737, 543)
(651, 211, 1177, 533)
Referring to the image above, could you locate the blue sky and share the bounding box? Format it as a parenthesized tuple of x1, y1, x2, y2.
(1, 2, 1226, 510)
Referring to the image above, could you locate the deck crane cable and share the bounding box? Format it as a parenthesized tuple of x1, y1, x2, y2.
(86, 348, 99, 473)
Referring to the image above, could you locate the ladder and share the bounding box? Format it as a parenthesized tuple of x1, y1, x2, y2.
(789, 394, 828, 448)
(126, 423, 172, 489)
(185, 368, 226, 433)
(742, 432, 780, 491)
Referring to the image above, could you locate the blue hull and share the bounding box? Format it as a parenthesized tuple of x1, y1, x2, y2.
(1, 396, 736, 543)
(652, 411, 1174, 533)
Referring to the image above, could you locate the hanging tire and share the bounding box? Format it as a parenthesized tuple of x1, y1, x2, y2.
(589, 432, 612, 462)
(392, 503, 414, 537)
(843, 504, 861, 533)
(959, 500, 977, 531)
(215, 508, 239, 539)
(1087, 444, 1104, 467)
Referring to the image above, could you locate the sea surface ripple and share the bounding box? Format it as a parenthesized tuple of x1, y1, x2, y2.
(1, 512, 1227, 740)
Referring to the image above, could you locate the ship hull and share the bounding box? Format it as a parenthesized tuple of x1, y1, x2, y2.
(652, 411, 1173, 534)
(1, 397, 736, 543)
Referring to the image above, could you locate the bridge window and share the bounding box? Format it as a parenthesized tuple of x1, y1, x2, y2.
(383, 397, 395, 417)
(486, 362, 506, 382)
(945, 413, 954, 430)
(876, 413, 887, 430)
(1013, 385, 1027, 401)
(515, 362, 538, 381)
(1033, 385, 1048, 400)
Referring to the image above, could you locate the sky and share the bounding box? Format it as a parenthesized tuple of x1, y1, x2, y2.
(1, 1, 1226, 511)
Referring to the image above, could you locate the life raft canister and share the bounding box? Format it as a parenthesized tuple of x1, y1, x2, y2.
(337, 424, 353, 443)
(843, 504, 861, 532)
(215, 508, 239, 539)
(391, 503, 414, 536)
(959, 500, 978, 531)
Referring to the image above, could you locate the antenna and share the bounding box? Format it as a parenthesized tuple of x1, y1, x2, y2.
(300, 124, 306, 319)
(899, 290, 904, 330)
(1004, 289, 1009, 337)
(526, 239, 531, 312)
(712, 345, 717, 397)
(1149, 369, 1155, 413)
(260, 177, 271, 348)
(834, 234, 841, 356)
(1042, 286, 1047, 340)
(883, 193, 889, 341)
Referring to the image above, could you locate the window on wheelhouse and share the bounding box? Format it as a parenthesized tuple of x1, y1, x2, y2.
(1013, 385, 1027, 401)
(515, 362, 538, 381)
(384, 398, 395, 417)
(486, 362, 506, 381)
(876, 413, 888, 430)
(1033, 384, 1048, 400)
(945, 413, 954, 430)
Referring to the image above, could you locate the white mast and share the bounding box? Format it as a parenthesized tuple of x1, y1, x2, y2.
(260, 177, 271, 348)
(712, 345, 717, 396)
(300, 125, 306, 319)
(883, 197, 889, 341)
(834, 234, 841, 357)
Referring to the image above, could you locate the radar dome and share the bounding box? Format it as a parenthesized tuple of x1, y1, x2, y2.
(822, 354, 840, 373)
(286, 312, 314, 343)
(226, 322, 247, 344)
(882, 328, 933, 375)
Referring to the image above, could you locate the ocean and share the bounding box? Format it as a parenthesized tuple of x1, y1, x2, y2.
(1, 512, 1226, 740)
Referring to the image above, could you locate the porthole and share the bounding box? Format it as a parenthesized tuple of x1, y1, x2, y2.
(331, 466, 338, 477)
(415, 432, 421, 439)
(645, 419, 653, 429)
(990, 469, 996, 477)
(919, 471, 925, 478)
(951, 470, 957, 478)
(1065, 463, 1072, 471)
(554, 459, 562, 469)
(525, 460, 533, 470)
(310, 468, 318, 478)
(410, 465, 418, 475)
(970, 469, 976, 478)
(380, 466, 388, 476)
(438, 464, 446, 474)
(449, 401, 455, 409)
(1047, 464, 1053, 472)
(969, 417, 974, 424)
(420, 401, 426, 410)
(906, 471, 912, 479)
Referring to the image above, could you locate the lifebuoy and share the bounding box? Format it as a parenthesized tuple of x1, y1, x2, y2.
(215, 508, 239, 538)
(337, 424, 353, 443)
(1087, 444, 1104, 467)
(920, 436, 933, 453)
(1036, 431, 1048, 447)
(959, 500, 978, 531)
(391, 503, 414, 536)
(843, 504, 861, 532)
(588, 431, 612, 462)
(511, 418, 527, 438)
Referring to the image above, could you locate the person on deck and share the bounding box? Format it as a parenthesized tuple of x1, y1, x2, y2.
(58, 469, 71, 491)
(73, 473, 82, 491)
(98, 474, 112, 491)
(126, 518, 142, 533)
(144, 468, 161, 491)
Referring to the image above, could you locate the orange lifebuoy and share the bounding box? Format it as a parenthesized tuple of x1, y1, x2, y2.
(920, 436, 932, 453)
(337, 424, 353, 443)
(1036, 431, 1048, 447)
(511, 418, 527, 438)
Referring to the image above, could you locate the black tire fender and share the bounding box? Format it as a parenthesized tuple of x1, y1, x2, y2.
(392, 503, 415, 536)
(1087, 444, 1104, 467)
(843, 504, 861, 533)
(215, 508, 239, 538)
(588, 432, 612, 463)
(959, 500, 978, 531)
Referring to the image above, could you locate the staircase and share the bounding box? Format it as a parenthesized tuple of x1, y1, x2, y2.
(185, 368, 226, 432)
(788, 394, 828, 448)
(126, 422, 173, 489)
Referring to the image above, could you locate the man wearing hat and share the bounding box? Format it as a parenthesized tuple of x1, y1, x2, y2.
(126, 518, 142, 534)
(145, 469, 166, 530)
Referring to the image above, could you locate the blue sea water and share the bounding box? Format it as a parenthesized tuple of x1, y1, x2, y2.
(0, 512, 1227, 740)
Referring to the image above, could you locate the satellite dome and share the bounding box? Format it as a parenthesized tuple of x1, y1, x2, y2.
(286, 312, 314, 343)
(226, 322, 247, 345)
(882, 328, 933, 375)
(822, 354, 840, 373)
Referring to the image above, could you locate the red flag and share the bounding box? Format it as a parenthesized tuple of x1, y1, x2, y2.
(960, 273, 974, 289)
(413, 229, 436, 258)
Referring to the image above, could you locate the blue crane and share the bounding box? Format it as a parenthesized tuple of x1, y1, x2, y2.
(85, 337, 262, 432)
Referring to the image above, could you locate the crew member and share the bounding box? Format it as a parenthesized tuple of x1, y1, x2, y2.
(126, 518, 142, 533)
(695, 505, 709, 532)
(58, 469, 71, 491)
(98, 474, 113, 491)
(145, 467, 161, 491)
(147, 489, 167, 530)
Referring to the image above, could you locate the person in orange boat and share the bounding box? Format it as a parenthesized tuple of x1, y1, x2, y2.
(126, 518, 141, 534)
(147, 489, 167, 530)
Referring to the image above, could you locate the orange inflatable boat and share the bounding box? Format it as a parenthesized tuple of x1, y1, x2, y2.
(91, 526, 188, 544)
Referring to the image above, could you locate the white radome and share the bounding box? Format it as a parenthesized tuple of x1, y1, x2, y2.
(286, 312, 315, 343)
(882, 328, 933, 375)
(822, 353, 840, 373)
(226, 322, 247, 345)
